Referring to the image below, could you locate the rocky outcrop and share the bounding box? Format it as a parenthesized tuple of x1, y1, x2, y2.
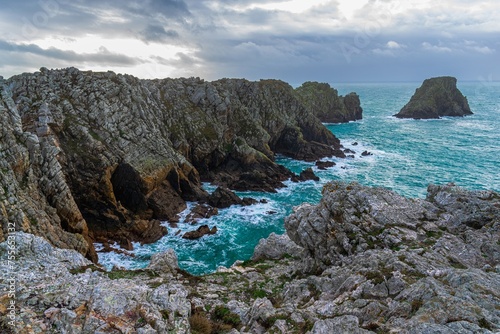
(315, 160, 335, 170)
(295, 81, 363, 123)
(2, 182, 499, 333)
(298, 167, 320, 181)
(207, 187, 256, 208)
(0, 232, 191, 333)
(182, 225, 217, 239)
(0, 77, 97, 262)
(395, 76, 473, 119)
(1, 68, 344, 260)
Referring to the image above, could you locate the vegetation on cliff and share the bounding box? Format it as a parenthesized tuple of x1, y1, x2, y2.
(294, 81, 362, 123)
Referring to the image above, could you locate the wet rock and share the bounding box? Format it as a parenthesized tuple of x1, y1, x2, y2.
(299, 167, 320, 181)
(315, 160, 336, 170)
(361, 150, 372, 156)
(185, 203, 219, 223)
(182, 225, 217, 239)
(344, 148, 356, 154)
(208, 187, 244, 208)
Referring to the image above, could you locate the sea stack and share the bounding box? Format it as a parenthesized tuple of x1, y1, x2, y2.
(295, 81, 363, 123)
(394, 76, 473, 119)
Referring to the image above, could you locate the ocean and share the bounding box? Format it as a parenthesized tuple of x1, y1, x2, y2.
(97, 81, 500, 275)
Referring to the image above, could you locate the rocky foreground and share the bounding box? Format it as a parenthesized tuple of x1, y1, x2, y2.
(394, 76, 473, 119)
(0, 68, 361, 262)
(1, 182, 499, 333)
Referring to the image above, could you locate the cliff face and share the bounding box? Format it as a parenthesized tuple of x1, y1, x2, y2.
(0, 68, 343, 259)
(395, 76, 473, 119)
(3, 182, 499, 333)
(294, 81, 363, 123)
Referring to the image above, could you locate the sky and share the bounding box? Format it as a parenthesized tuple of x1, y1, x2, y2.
(0, 0, 499, 84)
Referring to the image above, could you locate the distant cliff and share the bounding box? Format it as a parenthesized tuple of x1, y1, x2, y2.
(395, 76, 473, 119)
(0, 68, 345, 260)
(295, 81, 362, 123)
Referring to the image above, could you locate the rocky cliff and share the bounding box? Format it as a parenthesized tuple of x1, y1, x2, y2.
(294, 82, 362, 123)
(2, 182, 499, 333)
(394, 76, 473, 119)
(0, 68, 344, 261)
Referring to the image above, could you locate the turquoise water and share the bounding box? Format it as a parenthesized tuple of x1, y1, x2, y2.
(98, 82, 500, 275)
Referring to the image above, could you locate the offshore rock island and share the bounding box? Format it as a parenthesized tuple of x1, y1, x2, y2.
(394, 76, 473, 119)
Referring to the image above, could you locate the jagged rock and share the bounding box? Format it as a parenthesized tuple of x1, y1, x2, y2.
(3, 180, 500, 334)
(147, 249, 179, 273)
(251, 232, 303, 261)
(0, 232, 191, 334)
(185, 203, 219, 223)
(208, 187, 244, 208)
(311, 316, 372, 334)
(182, 225, 217, 239)
(315, 160, 336, 170)
(344, 148, 356, 154)
(299, 167, 320, 181)
(361, 150, 372, 156)
(244, 298, 276, 330)
(242, 197, 258, 206)
(1, 68, 345, 259)
(281, 181, 500, 332)
(295, 81, 363, 123)
(395, 76, 473, 119)
(285, 181, 499, 269)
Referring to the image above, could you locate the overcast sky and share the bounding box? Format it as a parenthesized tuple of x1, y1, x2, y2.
(0, 0, 498, 84)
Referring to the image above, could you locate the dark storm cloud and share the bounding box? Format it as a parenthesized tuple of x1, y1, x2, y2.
(0, 40, 142, 65)
(0, 0, 191, 40)
(141, 25, 179, 43)
(0, 0, 499, 82)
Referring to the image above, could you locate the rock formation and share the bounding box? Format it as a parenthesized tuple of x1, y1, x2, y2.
(298, 167, 320, 181)
(295, 81, 363, 123)
(3, 182, 498, 333)
(395, 76, 473, 119)
(182, 225, 218, 239)
(0, 68, 345, 260)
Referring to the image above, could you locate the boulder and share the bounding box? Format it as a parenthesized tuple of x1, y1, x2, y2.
(395, 76, 473, 119)
(299, 167, 320, 181)
(182, 225, 217, 239)
(251, 232, 303, 261)
(147, 249, 179, 273)
(185, 204, 219, 223)
(315, 160, 336, 170)
(208, 187, 244, 208)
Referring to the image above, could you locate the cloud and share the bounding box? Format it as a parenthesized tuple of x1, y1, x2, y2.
(0, 0, 499, 81)
(0, 40, 143, 66)
(141, 25, 179, 43)
(387, 41, 405, 49)
(422, 42, 453, 53)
